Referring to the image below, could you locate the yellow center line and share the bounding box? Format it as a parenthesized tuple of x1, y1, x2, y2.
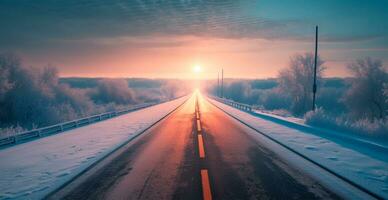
(196, 119, 202, 132)
(196, 97, 212, 200)
(200, 169, 213, 200)
(198, 134, 205, 158)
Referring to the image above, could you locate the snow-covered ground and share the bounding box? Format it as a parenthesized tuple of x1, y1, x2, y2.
(0, 95, 189, 200)
(208, 98, 388, 199)
(253, 109, 306, 124)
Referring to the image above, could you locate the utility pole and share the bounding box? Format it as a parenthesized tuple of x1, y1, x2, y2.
(221, 68, 224, 98)
(312, 25, 318, 111)
(217, 72, 220, 97)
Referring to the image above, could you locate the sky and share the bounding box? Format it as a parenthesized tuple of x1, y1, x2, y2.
(0, 0, 387, 79)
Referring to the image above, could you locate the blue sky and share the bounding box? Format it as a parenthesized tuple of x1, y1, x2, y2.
(248, 0, 388, 40)
(0, 0, 387, 78)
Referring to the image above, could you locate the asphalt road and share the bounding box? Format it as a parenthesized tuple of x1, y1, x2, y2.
(49, 94, 340, 200)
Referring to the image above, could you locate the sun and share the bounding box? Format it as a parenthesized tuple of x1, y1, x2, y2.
(193, 65, 202, 73)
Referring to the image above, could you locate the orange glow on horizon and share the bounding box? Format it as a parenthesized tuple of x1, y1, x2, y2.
(23, 36, 351, 79)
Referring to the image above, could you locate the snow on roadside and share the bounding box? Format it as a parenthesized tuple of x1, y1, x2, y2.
(253, 109, 305, 124)
(0, 96, 189, 200)
(208, 98, 388, 199)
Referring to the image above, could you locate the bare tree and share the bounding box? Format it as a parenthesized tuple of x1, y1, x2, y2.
(278, 53, 325, 116)
(343, 57, 388, 120)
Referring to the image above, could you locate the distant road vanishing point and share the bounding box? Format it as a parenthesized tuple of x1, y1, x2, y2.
(47, 93, 354, 200)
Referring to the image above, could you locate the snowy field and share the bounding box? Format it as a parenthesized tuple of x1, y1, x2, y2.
(0, 95, 189, 200)
(208, 98, 388, 199)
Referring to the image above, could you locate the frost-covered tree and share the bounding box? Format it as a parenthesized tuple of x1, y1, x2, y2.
(278, 53, 325, 116)
(384, 83, 388, 101)
(343, 57, 388, 120)
(0, 54, 19, 101)
(225, 81, 251, 103)
(161, 80, 189, 100)
(0, 53, 93, 128)
(92, 79, 136, 105)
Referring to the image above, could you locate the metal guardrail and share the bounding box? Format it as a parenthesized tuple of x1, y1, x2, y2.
(209, 95, 388, 153)
(210, 96, 253, 112)
(208, 95, 385, 199)
(0, 99, 179, 148)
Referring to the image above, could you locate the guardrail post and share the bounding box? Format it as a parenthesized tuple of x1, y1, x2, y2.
(60, 125, 64, 131)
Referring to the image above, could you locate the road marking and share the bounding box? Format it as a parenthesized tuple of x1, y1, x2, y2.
(198, 134, 205, 158)
(196, 119, 201, 132)
(200, 169, 213, 200)
(196, 111, 200, 119)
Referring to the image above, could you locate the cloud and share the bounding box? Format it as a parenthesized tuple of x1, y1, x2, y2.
(320, 35, 385, 43)
(1, 0, 387, 78)
(0, 0, 303, 49)
(57, 36, 196, 49)
(3, 0, 385, 50)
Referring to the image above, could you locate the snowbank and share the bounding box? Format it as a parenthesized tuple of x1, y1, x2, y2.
(304, 108, 388, 144)
(0, 95, 189, 199)
(208, 98, 388, 199)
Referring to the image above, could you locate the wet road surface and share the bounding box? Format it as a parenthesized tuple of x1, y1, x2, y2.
(49, 94, 340, 200)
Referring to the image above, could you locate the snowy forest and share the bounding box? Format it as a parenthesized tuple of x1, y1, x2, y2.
(0, 53, 189, 136)
(1, 52, 387, 143)
(206, 53, 388, 143)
